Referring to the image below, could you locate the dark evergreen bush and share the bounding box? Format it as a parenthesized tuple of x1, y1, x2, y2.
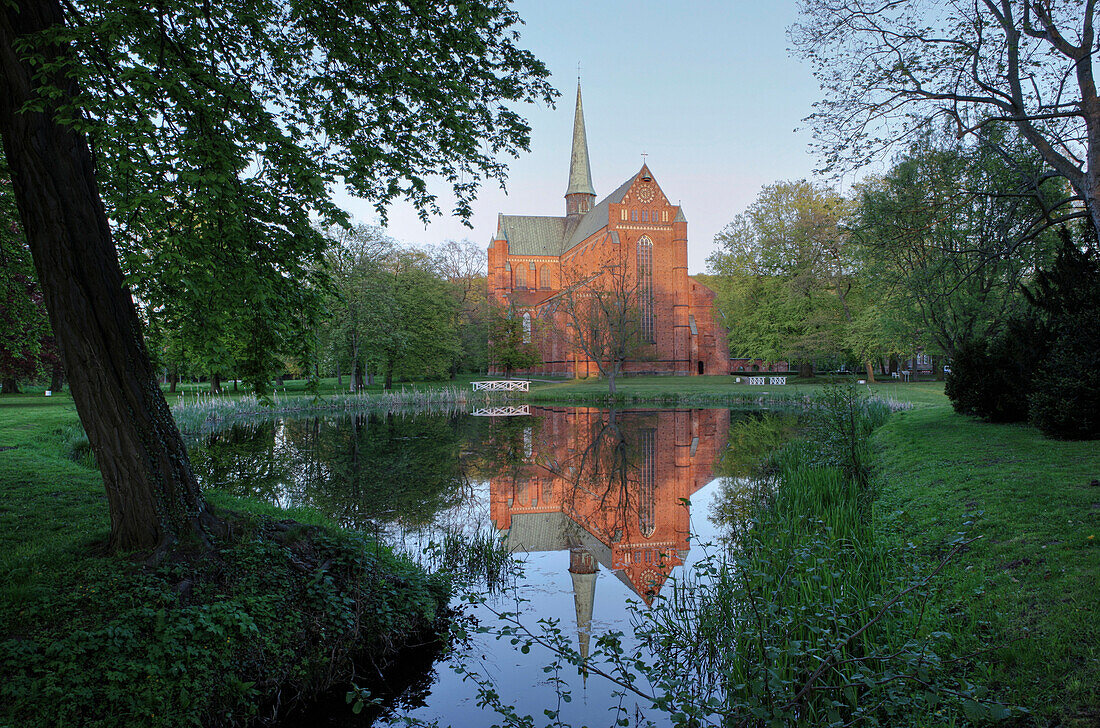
(945, 315, 1047, 423)
(1028, 320, 1100, 439)
(1023, 231, 1100, 439)
(947, 226, 1100, 439)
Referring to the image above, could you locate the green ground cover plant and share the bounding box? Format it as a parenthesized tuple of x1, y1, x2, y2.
(0, 393, 449, 727)
(872, 406, 1100, 726)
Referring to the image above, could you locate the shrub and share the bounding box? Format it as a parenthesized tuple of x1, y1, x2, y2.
(1023, 229, 1100, 440)
(1028, 316, 1100, 439)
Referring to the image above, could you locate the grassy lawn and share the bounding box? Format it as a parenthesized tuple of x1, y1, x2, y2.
(873, 405, 1100, 726)
(528, 373, 949, 407)
(0, 392, 447, 727)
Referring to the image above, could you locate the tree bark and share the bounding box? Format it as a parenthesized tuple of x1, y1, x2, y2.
(864, 360, 875, 384)
(210, 373, 221, 393)
(50, 362, 63, 392)
(799, 361, 814, 378)
(0, 0, 215, 552)
(354, 359, 364, 390)
(1, 377, 18, 394)
(169, 368, 178, 393)
(384, 360, 394, 390)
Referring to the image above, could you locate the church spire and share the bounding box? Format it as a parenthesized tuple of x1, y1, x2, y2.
(565, 81, 596, 217)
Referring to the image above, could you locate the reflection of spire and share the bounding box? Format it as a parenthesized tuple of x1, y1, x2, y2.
(569, 547, 597, 670)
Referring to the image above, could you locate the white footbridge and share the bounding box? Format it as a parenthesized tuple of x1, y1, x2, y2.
(472, 379, 530, 392)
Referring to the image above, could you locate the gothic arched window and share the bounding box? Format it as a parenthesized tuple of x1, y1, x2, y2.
(637, 236, 655, 342)
(522, 312, 532, 343)
(515, 263, 526, 289)
(540, 266, 551, 289)
(638, 429, 656, 537)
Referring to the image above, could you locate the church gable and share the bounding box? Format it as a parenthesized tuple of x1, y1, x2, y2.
(616, 165, 675, 224)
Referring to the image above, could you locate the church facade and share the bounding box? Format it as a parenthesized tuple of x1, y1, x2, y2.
(487, 84, 728, 377)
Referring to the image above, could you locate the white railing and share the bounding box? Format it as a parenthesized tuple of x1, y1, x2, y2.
(769, 376, 787, 385)
(747, 376, 767, 385)
(472, 380, 530, 392)
(471, 405, 531, 417)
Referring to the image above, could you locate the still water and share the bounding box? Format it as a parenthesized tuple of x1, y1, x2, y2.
(189, 406, 745, 727)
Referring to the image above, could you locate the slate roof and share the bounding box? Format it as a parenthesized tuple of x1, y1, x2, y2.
(498, 172, 637, 257)
(566, 83, 596, 197)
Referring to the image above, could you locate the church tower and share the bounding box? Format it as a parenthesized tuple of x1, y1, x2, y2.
(564, 82, 596, 219)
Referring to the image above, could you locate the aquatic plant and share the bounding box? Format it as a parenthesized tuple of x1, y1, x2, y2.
(170, 387, 476, 436)
(449, 383, 1011, 727)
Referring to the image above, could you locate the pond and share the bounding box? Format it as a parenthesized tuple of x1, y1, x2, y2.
(188, 405, 756, 727)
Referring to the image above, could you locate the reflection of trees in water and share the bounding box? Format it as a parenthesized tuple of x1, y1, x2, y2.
(190, 412, 468, 531)
(557, 408, 651, 546)
(710, 411, 801, 538)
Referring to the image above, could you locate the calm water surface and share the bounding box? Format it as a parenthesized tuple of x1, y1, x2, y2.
(190, 406, 747, 727)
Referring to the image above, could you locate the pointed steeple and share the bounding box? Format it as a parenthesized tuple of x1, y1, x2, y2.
(565, 81, 596, 217)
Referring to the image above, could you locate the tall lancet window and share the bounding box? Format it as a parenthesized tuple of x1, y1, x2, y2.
(515, 263, 527, 289)
(637, 236, 655, 342)
(522, 312, 532, 343)
(638, 428, 656, 538)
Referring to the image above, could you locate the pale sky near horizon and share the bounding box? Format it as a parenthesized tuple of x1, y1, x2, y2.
(332, 0, 823, 275)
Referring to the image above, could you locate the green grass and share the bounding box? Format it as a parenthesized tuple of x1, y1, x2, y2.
(528, 373, 948, 407)
(873, 404, 1100, 726)
(0, 392, 448, 728)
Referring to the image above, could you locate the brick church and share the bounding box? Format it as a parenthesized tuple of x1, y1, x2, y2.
(488, 83, 728, 377)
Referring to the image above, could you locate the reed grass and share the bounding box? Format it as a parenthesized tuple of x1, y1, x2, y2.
(622, 383, 1000, 726)
(169, 386, 478, 435)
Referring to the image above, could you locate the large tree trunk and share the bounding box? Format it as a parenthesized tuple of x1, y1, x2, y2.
(169, 368, 178, 393)
(799, 361, 814, 378)
(384, 360, 394, 390)
(864, 360, 875, 384)
(50, 362, 63, 392)
(0, 0, 215, 553)
(353, 359, 364, 391)
(210, 373, 222, 393)
(1, 377, 18, 394)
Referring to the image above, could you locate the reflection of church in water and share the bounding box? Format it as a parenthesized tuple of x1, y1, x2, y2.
(488, 407, 729, 657)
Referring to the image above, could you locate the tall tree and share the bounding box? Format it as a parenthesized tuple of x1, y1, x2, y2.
(792, 0, 1093, 236)
(487, 301, 541, 379)
(0, 0, 553, 551)
(707, 180, 856, 376)
(557, 242, 650, 395)
(853, 129, 1062, 359)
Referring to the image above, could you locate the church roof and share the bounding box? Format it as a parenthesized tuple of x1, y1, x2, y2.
(498, 174, 635, 257)
(565, 175, 633, 248)
(566, 83, 595, 197)
(498, 215, 570, 256)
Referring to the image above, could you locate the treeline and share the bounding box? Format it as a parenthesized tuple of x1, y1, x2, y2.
(708, 125, 1099, 438)
(149, 229, 492, 393)
(0, 201, 495, 394)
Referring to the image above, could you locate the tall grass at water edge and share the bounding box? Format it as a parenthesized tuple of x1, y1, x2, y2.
(632, 385, 1008, 726)
(472, 385, 1004, 727)
(170, 386, 479, 435)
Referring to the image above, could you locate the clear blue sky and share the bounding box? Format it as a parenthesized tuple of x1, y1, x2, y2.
(333, 0, 822, 274)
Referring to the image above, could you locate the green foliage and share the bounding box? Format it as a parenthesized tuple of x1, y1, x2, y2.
(0, 397, 448, 728)
(853, 127, 1061, 359)
(1024, 230, 1100, 439)
(487, 301, 542, 376)
(0, 163, 53, 387)
(944, 324, 1044, 423)
(20, 0, 554, 393)
(707, 179, 855, 365)
(945, 227, 1100, 438)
